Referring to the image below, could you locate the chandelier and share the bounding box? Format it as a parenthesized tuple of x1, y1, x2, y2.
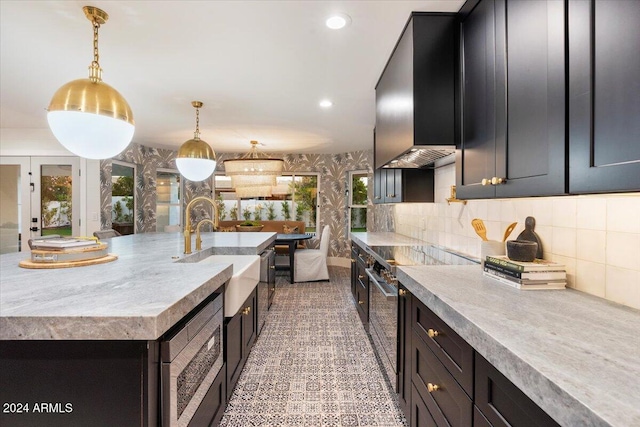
(223, 141, 284, 197)
(175, 101, 216, 181)
(47, 6, 134, 159)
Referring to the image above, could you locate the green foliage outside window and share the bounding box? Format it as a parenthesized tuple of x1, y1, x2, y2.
(112, 176, 134, 197)
(266, 202, 276, 220)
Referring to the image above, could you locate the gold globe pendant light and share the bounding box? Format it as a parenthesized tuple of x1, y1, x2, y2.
(224, 141, 284, 197)
(47, 6, 134, 160)
(176, 101, 217, 182)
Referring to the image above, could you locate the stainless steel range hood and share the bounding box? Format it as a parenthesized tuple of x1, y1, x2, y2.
(382, 146, 455, 169)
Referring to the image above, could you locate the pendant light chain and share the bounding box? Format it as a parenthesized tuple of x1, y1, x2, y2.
(194, 106, 201, 140)
(88, 18, 102, 82)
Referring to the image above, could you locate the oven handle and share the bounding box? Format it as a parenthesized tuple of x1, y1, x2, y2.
(365, 268, 397, 299)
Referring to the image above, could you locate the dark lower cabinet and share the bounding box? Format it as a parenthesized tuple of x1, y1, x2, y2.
(189, 366, 226, 427)
(412, 295, 474, 396)
(259, 248, 275, 332)
(475, 353, 560, 427)
(350, 242, 369, 326)
(411, 384, 438, 427)
(401, 292, 560, 426)
(397, 284, 412, 417)
(473, 406, 492, 427)
(0, 340, 158, 427)
(568, 0, 640, 193)
(412, 329, 473, 427)
(351, 245, 359, 300)
(225, 287, 258, 400)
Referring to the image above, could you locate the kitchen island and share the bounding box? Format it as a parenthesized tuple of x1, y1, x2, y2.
(0, 231, 276, 426)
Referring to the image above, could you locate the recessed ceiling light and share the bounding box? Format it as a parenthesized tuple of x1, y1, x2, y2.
(326, 13, 351, 30)
(319, 99, 333, 108)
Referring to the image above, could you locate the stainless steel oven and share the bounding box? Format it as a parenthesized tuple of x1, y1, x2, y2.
(161, 293, 224, 427)
(364, 244, 479, 392)
(366, 264, 398, 391)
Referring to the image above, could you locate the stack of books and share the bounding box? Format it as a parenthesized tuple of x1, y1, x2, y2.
(30, 236, 100, 251)
(483, 255, 566, 290)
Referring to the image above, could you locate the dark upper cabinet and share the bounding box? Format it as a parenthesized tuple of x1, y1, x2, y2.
(568, 0, 640, 193)
(375, 13, 457, 169)
(456, 0, 498, 200)
(457, 0, 567, 199)
(373, 168, 435, 204)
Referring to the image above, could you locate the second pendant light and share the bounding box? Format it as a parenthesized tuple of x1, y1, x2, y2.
(176, 101, 217, 182)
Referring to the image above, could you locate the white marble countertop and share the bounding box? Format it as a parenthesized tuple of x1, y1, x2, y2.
(350, 231, 428, 247)
(397, 264, 640, 427)
(0, 232, 276, 340)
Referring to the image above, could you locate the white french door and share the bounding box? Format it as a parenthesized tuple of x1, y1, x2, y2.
(0, 156, 80, 253)
(0, 157, 30, 253)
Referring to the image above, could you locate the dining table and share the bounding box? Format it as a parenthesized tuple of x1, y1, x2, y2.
(274, 233, 313, 283)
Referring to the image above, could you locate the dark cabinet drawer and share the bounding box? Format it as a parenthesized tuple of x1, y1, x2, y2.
(411, 383, 438, 427)
(189, 364, 226, 427)
(474, 353, 560, 427)
(412, 296, 474, 396)
(473, 406, 491, 427)
(412, 330, 473, 426)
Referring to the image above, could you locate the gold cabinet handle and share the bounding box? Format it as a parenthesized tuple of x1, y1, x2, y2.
(399, 289, 407, 296)
(358, 275, 364, 279)
(482, 177, 507, 186)
(269, 265, 275, 269)
(427, 328, 439, 338)
(351, 259, 356, 263)
(358, 300, 364, 305)
(492, 176, 506, 185)
(242, 306, 251, 315)
(427, 383, 440, 393)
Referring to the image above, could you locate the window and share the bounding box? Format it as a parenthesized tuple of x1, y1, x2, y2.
(349, 171, 368, 232)
(111, 161, 136, 235)
(156, 170, 181, 232)
(214, 173, 319, 233)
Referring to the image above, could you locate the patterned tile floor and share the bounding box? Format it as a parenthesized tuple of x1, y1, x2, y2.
(220, 266, 408, 427)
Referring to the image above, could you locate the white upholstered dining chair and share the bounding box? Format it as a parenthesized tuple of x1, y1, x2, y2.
(294, 225, 330, 282)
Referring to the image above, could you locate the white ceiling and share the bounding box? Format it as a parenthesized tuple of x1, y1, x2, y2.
(0, 0, 464, 155)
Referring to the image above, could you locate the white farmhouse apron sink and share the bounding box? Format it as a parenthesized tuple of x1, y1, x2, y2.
(197, 255, 260, 316)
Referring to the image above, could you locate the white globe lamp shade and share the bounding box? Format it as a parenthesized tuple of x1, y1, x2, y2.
(176, 158, 217, 182)
(47, 110, 134, 159)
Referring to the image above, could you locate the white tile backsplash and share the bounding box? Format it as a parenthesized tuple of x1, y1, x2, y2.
(385, 163, 640, 310)
(576, 197, 607, 230)
(551, 227, 577, 258)
(605, 232, 640, 270)
(576, 229, 606, 263)
(575, 260, 606, 297)
(607, 196, 640, 234)
(605, 266, 640, 309)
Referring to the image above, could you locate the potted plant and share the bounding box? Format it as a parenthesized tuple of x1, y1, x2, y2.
(235, 220, 264, 232)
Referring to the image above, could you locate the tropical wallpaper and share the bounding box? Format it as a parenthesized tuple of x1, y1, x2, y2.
(100, 144, 374, 258)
